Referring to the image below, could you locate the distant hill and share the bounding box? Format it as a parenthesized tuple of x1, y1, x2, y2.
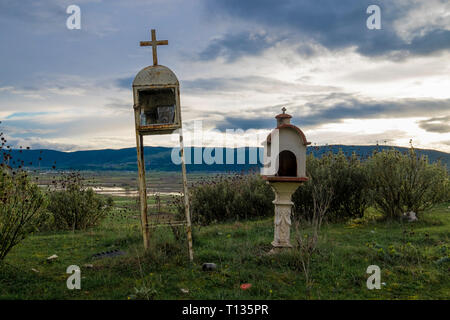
(5, 145, 449, 172)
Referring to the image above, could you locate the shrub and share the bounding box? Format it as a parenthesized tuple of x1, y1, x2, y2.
(171, 173, 274, 225)
(293, 151, 370, 222)
(0, 167, 47, 261)
(329, 152, 369, 220)
(46, 172, 113, 230)
(292, 158, 334, 292)
(366, 147, 449, 219)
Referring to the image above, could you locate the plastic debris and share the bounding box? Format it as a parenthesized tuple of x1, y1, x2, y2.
(240, 283, 252, 290)
(202, 263, 217, 271)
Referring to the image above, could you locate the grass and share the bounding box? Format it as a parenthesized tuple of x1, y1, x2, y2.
(1, 199, 449, 300)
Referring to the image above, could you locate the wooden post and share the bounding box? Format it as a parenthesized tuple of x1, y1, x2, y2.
(179, 126, 194, 262)
(134, 106, 150, 249)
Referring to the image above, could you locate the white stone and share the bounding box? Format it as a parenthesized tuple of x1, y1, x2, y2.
(403, 211, 418, 222)
(46, 254, 58, 261)
(406, 211, 418, 222)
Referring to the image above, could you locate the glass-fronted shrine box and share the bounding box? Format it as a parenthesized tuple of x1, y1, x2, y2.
(138, 88, 176, 125)
(133, 65, 181, 135)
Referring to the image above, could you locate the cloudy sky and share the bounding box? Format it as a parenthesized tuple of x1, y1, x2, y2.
(0, 0, 449, 152)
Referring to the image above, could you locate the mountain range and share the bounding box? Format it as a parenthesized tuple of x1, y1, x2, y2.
(5, 145, 449, 172)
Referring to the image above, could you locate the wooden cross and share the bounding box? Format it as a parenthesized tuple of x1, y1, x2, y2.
(140, 29, 168, 66)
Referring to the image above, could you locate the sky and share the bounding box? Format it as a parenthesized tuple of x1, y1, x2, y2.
(0, 0, 449, 152)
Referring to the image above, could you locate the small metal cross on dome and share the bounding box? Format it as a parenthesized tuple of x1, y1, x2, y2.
(281, 107, 287, 114)
(140, 29, 168, 66)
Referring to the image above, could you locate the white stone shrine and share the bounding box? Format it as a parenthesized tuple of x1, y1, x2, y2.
(262, 108, 310, 249)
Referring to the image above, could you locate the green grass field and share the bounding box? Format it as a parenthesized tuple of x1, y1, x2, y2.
(1, 196, 449, 300)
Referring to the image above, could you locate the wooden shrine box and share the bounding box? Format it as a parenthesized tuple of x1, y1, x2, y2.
(133, 65, 181, 135)
(132, 29, 193, 261)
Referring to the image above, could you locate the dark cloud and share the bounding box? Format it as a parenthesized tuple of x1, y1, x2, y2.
(0, 0, 66, 28)
(216, 117, 274, 131)
(182, 76, 338, 93)
(418, 115, 450, 133)
(201, 0, 450, 61)
(215, 94, 450, 130)
(406, 29, 450, 56)
(199, 32, 275, 62)
(300, 95, 450, 126)
(0, 0, 64, 19)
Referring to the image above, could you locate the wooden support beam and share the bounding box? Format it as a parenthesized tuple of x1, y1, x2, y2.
(135, 107, 150, 249)
(179, 119, 194, 262)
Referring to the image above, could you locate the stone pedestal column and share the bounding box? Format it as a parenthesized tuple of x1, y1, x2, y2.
(268, 182, 302, 248)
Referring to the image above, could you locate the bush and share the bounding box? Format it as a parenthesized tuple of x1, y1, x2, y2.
(171, 173, 274, 225)
(366, 147, 449, 219)
(293, 151, 370, 222)
(171, 147, 448, 224)
(46, 172, 113, 230)
(0, 167, 47, 261)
